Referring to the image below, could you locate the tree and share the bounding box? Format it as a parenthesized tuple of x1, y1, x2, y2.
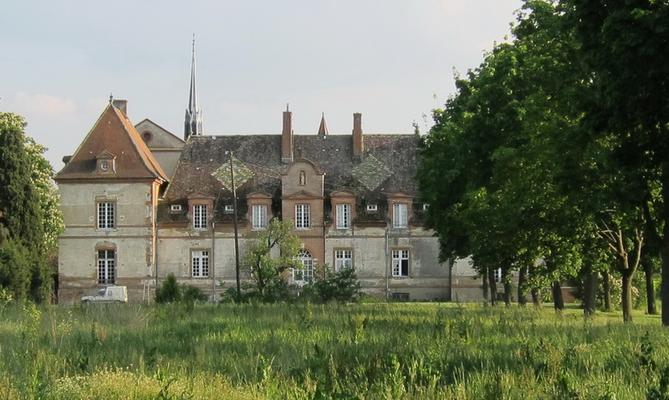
(243, 218, 301, 301)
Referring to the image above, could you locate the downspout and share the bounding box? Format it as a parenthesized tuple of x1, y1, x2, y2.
(153, 181, 159, 304)
(211, 220, 216, 302)
(385, 226, 389, 301)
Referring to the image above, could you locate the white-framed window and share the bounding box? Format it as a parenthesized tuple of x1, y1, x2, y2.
(295, 204, 310, 229)
(494, 267, 503, 283)
(170, 204, 183, 213)
(97, 202, 115, 229)
(293, 249, 314, 284)
(252, 204, 268, 230)
(422, 203, 429, 211)
(366, 204, 378, 212)
(97, 249, 115, 284)
(192, 250, 209, 278)
(392, 249, 409, 277)
(193, 204, 207, 229)
(334, 249, 353, 271)
(392, 203, 408, 228)
(335, 203, 351, 229)
(224, 204, 234, 214)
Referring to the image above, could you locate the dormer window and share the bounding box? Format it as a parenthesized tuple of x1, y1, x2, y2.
(366, 204, 378, 213)
(422, 203, 429, 211)
(170, 204, 183, 213)
(224, 204, 234, 214)
(96, 150, 116, 175)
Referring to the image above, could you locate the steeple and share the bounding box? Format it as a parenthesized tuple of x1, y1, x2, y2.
(184, 35, 203, 140)
(317, 112, 329, 136)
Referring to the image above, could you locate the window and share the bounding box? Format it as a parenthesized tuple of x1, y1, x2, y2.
(295, 204, 310, 229)
(392, 249, 409, 277)
(97, 202, 115, 229)
(293, 249, 314, 284)
(392, 203, 408, 228)
(193, 204, 207, 229)
(366, 204, 378, 212)
(170, 204, 183, 213)
(224, 204, 234, 214)
(494, 267, 503, 283)
(335, 204, 351, 229)
(97, 250, 115, 284)
(192, 250, 209, 278)
(334, 249, 353, 271)
(252, 204, 268, 230)
(422, 203, 429, 211)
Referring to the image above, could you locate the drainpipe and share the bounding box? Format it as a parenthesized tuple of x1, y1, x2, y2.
(211, 220, 216, 302)
(385, 226, 389, 301)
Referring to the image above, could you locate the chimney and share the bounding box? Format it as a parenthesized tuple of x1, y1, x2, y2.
(281, 105, 294, 163)
(112, 99, 128, 115)
(353, 112, 363, 157)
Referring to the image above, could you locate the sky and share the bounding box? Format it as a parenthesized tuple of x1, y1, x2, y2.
(0, 0, 522, 170)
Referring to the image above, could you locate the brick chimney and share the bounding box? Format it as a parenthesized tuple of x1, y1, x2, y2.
(281, 106, 294, 163)
(112, 99, 128, 115)
(352, 112, 363, 157)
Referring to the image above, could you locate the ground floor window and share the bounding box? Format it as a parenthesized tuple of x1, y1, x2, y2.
(293, 249, 314, 284)
(97, 250, 115, 284)
(334, 249, 353, 271)
(391, 249, 409, 277)
(192, 250, 210, 278)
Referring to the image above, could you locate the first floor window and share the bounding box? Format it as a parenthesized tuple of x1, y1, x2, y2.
(334, 249, 353, 271)
(252, 204, 268, 229)
(98, 250, 115, 284)
(295, 204, 310, 229)
(494, 267, 503, 283)
(336, 203, 351, 229)
(97, 202, 115, 229)
(193, 204, 207, 229)
(293, 249, 314, 283)
(393, 203, 408, 228)
(392, 249, 409, 277)
(192, 250, 209, 278)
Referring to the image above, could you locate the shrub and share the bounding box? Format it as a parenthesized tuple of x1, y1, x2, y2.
(304, 267, 361, 303)
(155, 274, 181, 304)
(182, 285, 208, 304)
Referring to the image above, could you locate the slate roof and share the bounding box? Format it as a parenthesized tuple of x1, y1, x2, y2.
(56, 104, 168, 181)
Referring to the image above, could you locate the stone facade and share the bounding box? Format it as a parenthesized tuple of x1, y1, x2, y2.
(56, 100, 492, 304)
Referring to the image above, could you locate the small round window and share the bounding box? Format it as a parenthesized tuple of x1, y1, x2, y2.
(142, 131, 153, 142)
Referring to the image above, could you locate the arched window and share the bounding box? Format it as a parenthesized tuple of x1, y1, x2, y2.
(293, 249, 314, 284)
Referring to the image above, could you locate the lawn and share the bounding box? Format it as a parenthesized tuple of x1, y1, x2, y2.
(0, 302, 667, 399)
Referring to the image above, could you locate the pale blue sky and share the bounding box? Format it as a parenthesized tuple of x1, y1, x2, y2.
(0, 0, 522, 169)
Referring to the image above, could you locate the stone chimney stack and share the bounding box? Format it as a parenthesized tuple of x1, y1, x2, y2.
(281, 105, 294, 163)
(112, 99, 128, 115)
(352, 112, 363, 157)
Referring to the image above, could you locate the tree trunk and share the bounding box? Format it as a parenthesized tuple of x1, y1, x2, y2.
(488, 267, 497, 306)
(482, 267, 489, 302)
(621, 272, 633, 323)
(643, 258, 657, 315)
(502, 267, 512, 307)
(531, 288, 541, 307)
(551, 281, 564, 311)
(661, 161, 669, 326)
(518, 265, 528, 306)
(602, 270, 612, 312)
(583, 267, 598, 317)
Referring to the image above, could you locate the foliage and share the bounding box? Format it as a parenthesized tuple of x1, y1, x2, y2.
(243, 218, 301, 301)
(302, 266, 362, 303)
(0, 239, 31, 301)
(181, 285, 207, 304)
(155, 274, 182, 304)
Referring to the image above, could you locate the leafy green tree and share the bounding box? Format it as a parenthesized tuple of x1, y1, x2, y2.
(243, 218, 301, 301)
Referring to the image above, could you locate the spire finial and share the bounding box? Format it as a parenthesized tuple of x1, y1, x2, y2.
(318, 112, 329, 136)
(184, 35, 203, 140)
(109, 93, 113, 104)
(286, 103, 290, 112)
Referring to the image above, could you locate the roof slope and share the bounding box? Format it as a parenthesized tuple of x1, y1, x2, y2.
(56, 104, 168, 181)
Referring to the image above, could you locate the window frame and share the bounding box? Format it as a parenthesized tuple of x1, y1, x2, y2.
(97, 249, 116, 284)
(191, 249, 210, 278)
(293, 249, 314, 284)
(391, 249, 410, 277)
(251, 204, 268, 230)
(295, 203, 311, 229)
(96, 201, 116, 229)
(334, 249, 353, 272)
(335, 203, 351, 230)
(392, 203, 408, 228)
(366, 204, 378, 213)
(192, 204, 208, 230)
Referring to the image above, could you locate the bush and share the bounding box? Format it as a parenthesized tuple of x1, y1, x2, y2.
(303, 267, 361, 303)
(182, 285, 207, 304)
(155, 274, 182, 304)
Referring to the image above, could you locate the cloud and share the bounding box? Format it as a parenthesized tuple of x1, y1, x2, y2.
(12, 92, 77, 118)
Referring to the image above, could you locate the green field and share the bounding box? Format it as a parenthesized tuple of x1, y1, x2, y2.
(0, 302, 667, 399)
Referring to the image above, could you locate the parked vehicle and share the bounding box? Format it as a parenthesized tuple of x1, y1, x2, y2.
(81, 286, 128, 304)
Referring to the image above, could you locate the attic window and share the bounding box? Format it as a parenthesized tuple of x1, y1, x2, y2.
(142, 131, 153, 142)
(366, 204, 378, 213)
(170, 204, 183, 213)
(96, 151, 116, 175)
(224, 204, 234, 214)
(422, 203, 429, 211)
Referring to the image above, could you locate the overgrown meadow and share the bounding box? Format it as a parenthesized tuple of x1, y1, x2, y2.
(0, 303, 668, 399)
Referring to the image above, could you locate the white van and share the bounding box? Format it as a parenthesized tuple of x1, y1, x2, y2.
(81, 286, 128, 303)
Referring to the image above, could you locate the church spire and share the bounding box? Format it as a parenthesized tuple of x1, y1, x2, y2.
(317, 112, 329, 136)
(184, 34, 203, 140)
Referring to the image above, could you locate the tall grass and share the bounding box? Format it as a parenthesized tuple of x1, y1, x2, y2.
(0, 302, 666, 399)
